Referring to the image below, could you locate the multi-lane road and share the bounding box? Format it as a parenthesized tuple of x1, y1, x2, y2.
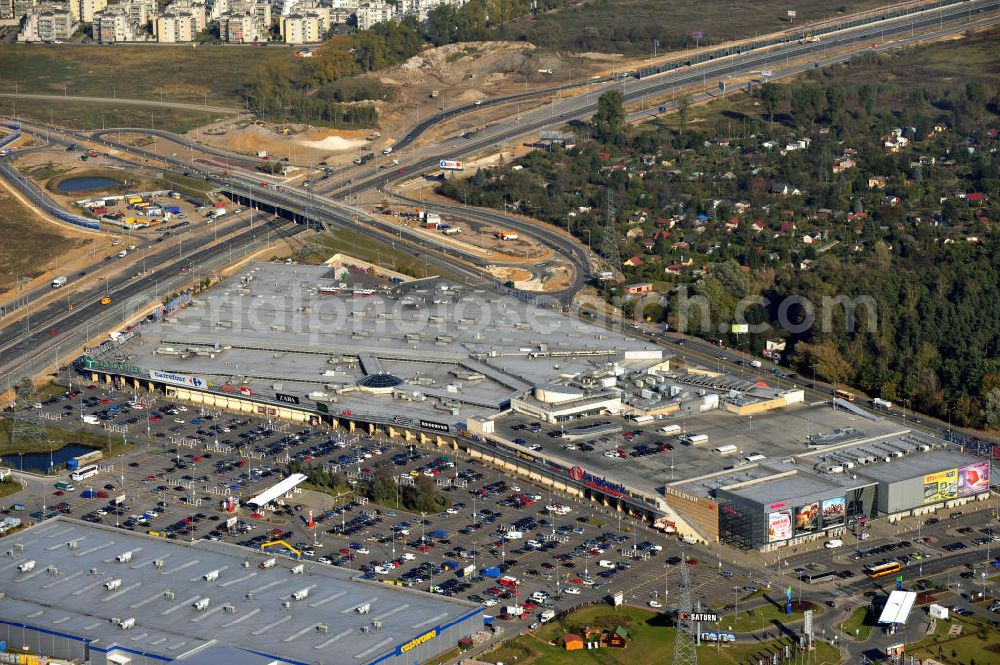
(3, 0, 999, 391)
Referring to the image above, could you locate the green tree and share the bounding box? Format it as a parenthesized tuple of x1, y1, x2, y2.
(759, 83, 783, 125)
(677, 94, 691, 136)
(592, 91, 626, 144)
(983, 388, 1000, 430)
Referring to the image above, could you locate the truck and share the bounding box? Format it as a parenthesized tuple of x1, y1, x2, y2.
(117, 249, 128, 258)
(459, 564, 476, 578)
(503, 530, 523, 540)
(872, 398, 893, 410)
(207, 208, 226, 219)
(51, 275, 68, 288)
(539, 609, 556, 623)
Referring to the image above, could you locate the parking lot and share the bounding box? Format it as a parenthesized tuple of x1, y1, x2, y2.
(6, 385, 751, 623)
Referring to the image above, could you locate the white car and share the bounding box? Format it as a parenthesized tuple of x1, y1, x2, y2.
(483, 598, 498, 606)
(648, 600, 663, 609)
(510, 485, 521, 493)
(318, 557, 332, 565)
(564, 587, 581, 595)
(355, 547, 369, 554)
(446, 507, 459, 515)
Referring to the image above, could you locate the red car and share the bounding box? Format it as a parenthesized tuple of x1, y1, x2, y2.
(53, 490, 64, 496)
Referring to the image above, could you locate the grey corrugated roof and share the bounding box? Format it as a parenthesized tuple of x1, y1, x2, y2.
(0, 518, 479, 665)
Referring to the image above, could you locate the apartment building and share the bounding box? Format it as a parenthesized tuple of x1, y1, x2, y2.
(218, 1, 268, 43)
(18, 3, 78, 41)
(69, 0, 108, 23)
(92, 1, 153, 41)
(154, 0, 204, 41)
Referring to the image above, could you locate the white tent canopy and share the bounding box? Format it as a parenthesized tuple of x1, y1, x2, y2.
(878, 590, 917, 625)
(248, 473, 308, 508)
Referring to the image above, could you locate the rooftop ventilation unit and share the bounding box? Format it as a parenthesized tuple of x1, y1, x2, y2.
(46, 566, 58, 575)
(164, 590, 175, 601)
(192, 598, 209, 611)
(116, 551, 133, 563)
(154, 559, 165, 569)
(14, 544, 23, 553)
(203, 570, 220, 582)
(317, 624, 328, 634)
(291, 564, 304, 575)
(89, 568, 98, 575)
(291, 588, 309, 601)
(223, 604, 236, 614)
(282, 601, 291, 609)
(105, 579, 123, 591)
(119, 618, 135, 630)
(17, 560, 35, 573)
(356, 603, 371, 615)
(67, 541, 79, 550)
(245, 592, 254, 601)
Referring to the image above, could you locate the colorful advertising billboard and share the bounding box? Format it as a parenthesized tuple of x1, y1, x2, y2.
(923, 468, 958, 504)
(821, 497, 846, 529)
(958, 461, 990, 496)
(767, 510, 793, 542)
(794, 503, 819, 533)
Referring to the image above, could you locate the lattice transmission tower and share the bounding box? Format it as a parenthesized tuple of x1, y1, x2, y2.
(599, 189, 622, 274)
(672, 550, 699, 665)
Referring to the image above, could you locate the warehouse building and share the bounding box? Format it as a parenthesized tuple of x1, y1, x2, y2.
(0, 518, 482, 665)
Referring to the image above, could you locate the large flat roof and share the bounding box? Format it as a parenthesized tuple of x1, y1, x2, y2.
(94, 262, 662, 422)
(0, 518, 479, 665)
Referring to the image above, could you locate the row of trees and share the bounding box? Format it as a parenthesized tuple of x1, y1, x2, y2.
(286, 460, 449, 513)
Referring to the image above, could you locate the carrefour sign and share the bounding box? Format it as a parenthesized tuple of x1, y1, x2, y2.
(398, 628, 437, 654)
(150, 369, 205, 388)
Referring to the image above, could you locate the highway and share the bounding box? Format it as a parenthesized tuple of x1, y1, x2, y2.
(317, 0, 1000, 198)
(2, 0, 998, 392)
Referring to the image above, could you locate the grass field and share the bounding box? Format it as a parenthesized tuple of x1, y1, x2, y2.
(0, 181, 88, 295)
(841, 606, 875, 641)
(505, 0, 892, 56)
(0, 417, 134, 460)
(483, 605, 843, 665)
(0, 45, 285, 106)
(6, 99, 225, 135)
(906, 611, 1000, 664)
(295, 228, 464, 281)
(0, 477, 23, 499)
(720, 600, 820, 633)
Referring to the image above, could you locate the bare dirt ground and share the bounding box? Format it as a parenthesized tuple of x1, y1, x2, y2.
(193, 121, 377, 168)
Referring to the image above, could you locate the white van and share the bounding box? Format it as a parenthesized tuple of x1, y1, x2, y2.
(598, 560, 615, 569)
(824, 539, 843, 549)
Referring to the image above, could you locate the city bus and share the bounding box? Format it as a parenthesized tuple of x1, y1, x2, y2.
(70, 464, 99, 482)
(54, 481, 75, 491)
(801, 571, 839, 585)
(834, 389, 856, 402)
(865, 561, 901, 579)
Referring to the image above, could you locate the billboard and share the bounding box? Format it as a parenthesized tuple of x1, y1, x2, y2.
(923, 468, 958, 504)
(794, 503, 819, 533)
(958, 461, 990, 496)
(821, 497, 846, 529)
(439, 160, 464, 170)
(150, 369, 206, 388)
(731, 323, 749, 334)
(768, 510, 793, 542)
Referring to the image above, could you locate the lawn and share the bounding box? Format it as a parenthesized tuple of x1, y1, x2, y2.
(0, 417, 134, 460)
(906, 612, 1000, 665)
(295, 228, 463, 281)
(841, 606, 874, 641)
(0, 45, 285, 106)
(482, 604, 843, 665)
(7, 99, 223, 135)
(0, 181, 88, 296)
(720, 600, 820, 633)
(503, 0, 892, 57)
(0, 477, 23, 499)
